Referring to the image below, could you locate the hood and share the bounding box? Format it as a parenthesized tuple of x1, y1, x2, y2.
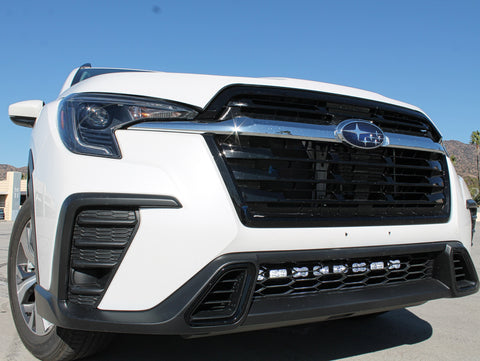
(59, 70, 424, 113)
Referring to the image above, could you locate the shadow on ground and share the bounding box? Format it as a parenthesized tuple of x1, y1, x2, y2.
(85, 308, 432, 361)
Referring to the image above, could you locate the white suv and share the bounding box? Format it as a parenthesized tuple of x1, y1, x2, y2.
(8, 64, 478, 360)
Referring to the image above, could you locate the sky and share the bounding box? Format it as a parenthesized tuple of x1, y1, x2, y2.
(1, 0, 479, 167)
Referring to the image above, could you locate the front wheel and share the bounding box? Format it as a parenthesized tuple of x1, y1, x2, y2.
(8, 198, 112, 361)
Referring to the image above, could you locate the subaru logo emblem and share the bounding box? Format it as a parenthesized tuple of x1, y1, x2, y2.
(336, 120, 387, 149)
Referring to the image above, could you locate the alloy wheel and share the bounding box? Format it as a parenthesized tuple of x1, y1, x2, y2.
(15, 220, 53, 335)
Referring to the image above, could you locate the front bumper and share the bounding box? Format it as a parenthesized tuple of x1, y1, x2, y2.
(33, 123, 474, 310)
(36, 241, 478, 335)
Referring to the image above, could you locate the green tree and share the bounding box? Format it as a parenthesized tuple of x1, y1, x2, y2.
(471, 130, 480, 191)
(450, 154, 457, 165)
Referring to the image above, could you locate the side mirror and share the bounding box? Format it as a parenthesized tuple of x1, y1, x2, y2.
(9, 100, 45, 128)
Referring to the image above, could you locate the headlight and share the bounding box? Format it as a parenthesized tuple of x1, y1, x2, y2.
(59, 93, 199, 158)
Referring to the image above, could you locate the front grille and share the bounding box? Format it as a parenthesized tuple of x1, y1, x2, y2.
(255, 253, 435, 298)
(68, 209, 138, 306)
(226, 96, 433, 139)
(212, 135, 449, 227)
(197, 85, 440, 141)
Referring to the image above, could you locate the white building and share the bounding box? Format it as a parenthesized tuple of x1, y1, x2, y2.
(0, 171, 27, 220)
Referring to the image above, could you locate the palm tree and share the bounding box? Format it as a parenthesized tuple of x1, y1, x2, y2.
(471, 130, 480, 190)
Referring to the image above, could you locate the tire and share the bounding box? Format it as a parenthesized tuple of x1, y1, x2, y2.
(8, 198, 113, 361)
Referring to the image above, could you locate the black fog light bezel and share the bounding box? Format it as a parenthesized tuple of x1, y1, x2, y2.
(186, 263, 257, 327)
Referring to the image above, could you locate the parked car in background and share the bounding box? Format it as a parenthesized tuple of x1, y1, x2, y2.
(7, 64, 478, 360)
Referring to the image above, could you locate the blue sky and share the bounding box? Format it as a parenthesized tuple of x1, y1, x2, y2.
(1, 0, 479, 167)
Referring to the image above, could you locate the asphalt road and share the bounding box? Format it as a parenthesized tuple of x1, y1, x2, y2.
(1, 220, 479, 361)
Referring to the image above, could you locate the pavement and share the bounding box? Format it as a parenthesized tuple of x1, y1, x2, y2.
(1, 220, 479, 361)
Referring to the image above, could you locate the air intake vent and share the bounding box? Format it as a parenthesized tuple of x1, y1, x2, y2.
(452, 251, 477, 291)
(188, 265, 255, 326)
(68, 209, 138, 307)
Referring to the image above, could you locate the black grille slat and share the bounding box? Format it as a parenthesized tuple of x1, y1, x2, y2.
(69, 285, 104, 295)
(244, 198, 444, 206)
(233, 173, 444, 189)
(73, 227, 134, 249)
(68, 294, 100, 307)
(74, 239, 129, 249)
(221, 95, 435, 139)
(374, 117, 427, 131)
(76, 209, 137, 226)
(453, 255, 467, 282)
(222, 147, 444, 173)
(213, 135, 449, 226)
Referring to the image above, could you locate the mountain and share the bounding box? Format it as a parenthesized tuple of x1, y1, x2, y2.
(444, 140, 479, 187)
(0, 164, 28, 180)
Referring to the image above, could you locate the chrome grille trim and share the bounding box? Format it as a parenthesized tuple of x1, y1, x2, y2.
(130, 117, 446, 154)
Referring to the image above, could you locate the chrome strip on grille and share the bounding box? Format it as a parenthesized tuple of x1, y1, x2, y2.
(130, 117, 446, 153)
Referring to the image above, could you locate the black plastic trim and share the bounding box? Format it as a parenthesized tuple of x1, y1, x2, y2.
(36, 241, 477, 335)
(27, 150, 40, 285)
(27, 151, 34, 198)
(467, 199, 477, 239)
(50, 193, 182, 304)
(68, 208, 140, 308)
(451, 246, 479, 292)
(203, 134, 247, 223)
(245, 280, 448, 327)
(10, 115, 36, 128)
(186, 263, 257, 326)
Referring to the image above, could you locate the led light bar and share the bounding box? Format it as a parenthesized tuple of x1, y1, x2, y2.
(292, 267, 309, 278)
(352, 262, 367, 273)
(256, 259, 404, 282)
(269, 269, 288, 279)
(313, 265, 329, 276)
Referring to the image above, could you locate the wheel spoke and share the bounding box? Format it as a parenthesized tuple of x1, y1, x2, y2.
(17, 264, 35, 281)
(43, 318, 53, 331)
(22, 303, 34, 315)
(19, 222, 35, 265)
(27, 308, 35, 330)
(34, 303, 46, 334)
(17, 274, 36, 303)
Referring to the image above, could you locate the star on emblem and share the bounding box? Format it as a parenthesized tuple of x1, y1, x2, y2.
(342, 124, 365, 141)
